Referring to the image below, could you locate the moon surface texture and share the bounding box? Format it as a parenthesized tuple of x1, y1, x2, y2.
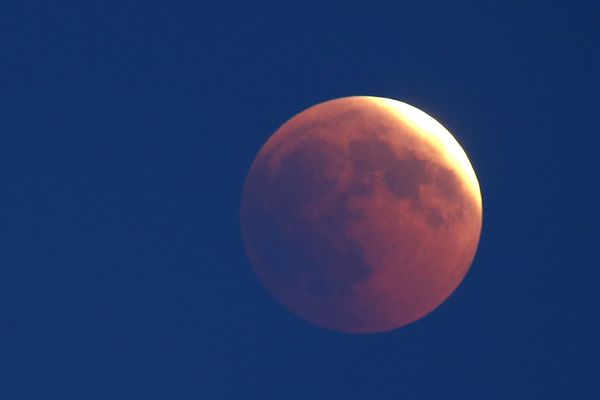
(241, 96, 482, 333)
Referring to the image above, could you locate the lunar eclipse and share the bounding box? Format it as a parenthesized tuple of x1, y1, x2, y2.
(240, 96, 482, 333)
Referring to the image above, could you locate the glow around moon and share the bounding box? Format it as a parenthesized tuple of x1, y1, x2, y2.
(241, 96, 482, 333)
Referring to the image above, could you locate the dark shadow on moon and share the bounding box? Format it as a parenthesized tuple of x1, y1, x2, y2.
(242, 130, 469, 304)
(242, 137, 372, 299)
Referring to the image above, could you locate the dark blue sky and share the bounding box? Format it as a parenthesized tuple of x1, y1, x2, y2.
(1, 1, 598, 398)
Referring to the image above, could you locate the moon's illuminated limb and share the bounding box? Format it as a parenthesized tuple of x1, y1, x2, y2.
(367, 97, 482, 209)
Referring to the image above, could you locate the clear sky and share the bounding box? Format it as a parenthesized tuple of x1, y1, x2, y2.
(1, 1, 598, 398)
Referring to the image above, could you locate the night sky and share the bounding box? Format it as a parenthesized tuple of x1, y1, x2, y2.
(1, 1, 599, 398)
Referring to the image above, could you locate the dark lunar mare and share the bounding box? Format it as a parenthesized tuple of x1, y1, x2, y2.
(348, 136, 463, 228)
(241, 137, 373, 299)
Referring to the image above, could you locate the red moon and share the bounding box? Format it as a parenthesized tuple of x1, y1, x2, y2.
(240, 96, 482, 333)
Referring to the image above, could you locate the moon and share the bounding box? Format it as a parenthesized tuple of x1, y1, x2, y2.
(240, 96, 482, 333)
